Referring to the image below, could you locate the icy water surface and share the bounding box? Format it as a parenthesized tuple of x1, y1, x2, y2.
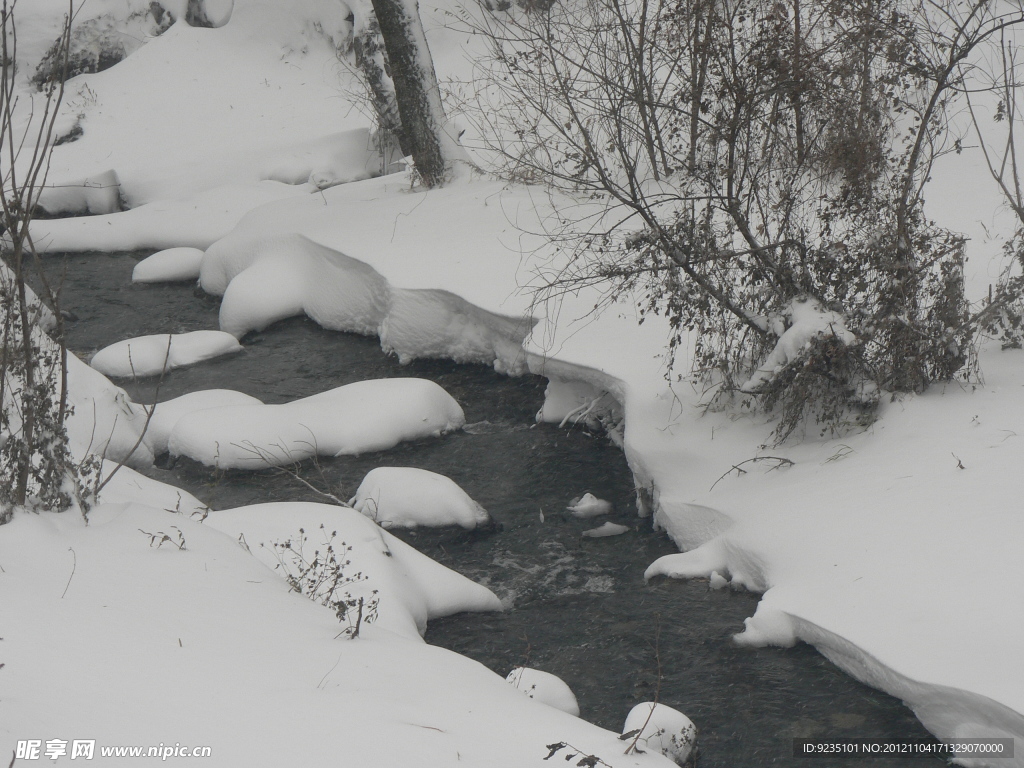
(41, 251, 946, 767)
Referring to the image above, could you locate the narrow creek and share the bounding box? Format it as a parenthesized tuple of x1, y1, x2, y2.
(42, 250, 946, 767)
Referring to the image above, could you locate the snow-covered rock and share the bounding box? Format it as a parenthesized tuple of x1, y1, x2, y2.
(142, 389, 263, 455)
(622, 703, 697, 766)
(350, 467, 489, 529)
(167, 378, 465, 469)
(506, 667, 580, 717)
(90, 331, 243, 378)
(35, 169, 122, 216)
(132, 247, 205, 283)
(567, 492, 613, 518)
(582, 522, 630, 538)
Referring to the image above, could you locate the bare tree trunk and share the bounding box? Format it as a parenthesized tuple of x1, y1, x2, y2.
(369, 0, 452, 186)
(352, 15, 405, 153)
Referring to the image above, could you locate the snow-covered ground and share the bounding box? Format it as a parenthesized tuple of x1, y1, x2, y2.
(3, 0, 1023, 766)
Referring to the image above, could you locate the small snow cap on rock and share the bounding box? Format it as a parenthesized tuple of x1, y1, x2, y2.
(623, 702, 697, 766)
(90, 331, 242, 378)
(132, 247, 205, 284)
(567, 492, 613, 518)
(582, 522, 630, 538)
(349, 467, 489, 530)
(505, 667, 580, 717)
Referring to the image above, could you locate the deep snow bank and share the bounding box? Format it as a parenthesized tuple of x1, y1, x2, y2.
(0, 502, 675, 768)
(30, 0, 371, 205)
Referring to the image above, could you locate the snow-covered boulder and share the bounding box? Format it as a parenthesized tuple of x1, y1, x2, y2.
(132, 247, 206, 283)
(505, 667, 580, 717)
(582, 522, 629, 538)
(35, 170, 122, 216)
(90, 331, 243, 378)
(167, 378, 465, 469)
(202, 233, 391, 338)
(350, 467, 489, 529)
(567, 492, 613, 518)
(623, 703, 697, 766)
(142, 389, 263, 455)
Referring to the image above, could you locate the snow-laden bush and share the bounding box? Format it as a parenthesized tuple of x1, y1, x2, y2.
(1, 5, 101, 522)
(459, 0, 1024, 442)
(263, 524, 379, 639)
(32, 2, 175, 87)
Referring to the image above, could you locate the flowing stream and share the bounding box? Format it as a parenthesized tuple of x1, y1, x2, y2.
(41, 250, 946, 767)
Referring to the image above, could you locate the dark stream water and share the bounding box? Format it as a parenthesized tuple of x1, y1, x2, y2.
(40, 251, 946, 767)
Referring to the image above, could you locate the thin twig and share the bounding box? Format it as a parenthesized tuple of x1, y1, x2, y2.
(60, 546, 75, 599)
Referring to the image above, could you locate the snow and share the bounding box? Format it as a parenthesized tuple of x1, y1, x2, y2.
(567, 492, 614, 518)
(622, 703, 697, 766)
(1, 502, 673, 768)
(35, 169, 122, 216)
(166, 378, 465, 468)
(5, 0, 1024, 763)
(202, 501, 503, 639)
(95, 462, 209, 517)
(141, 389, 263, 455)
(506, 667, 581, 717)
(582, 522, 630, 538)
(66, 346, 153, 468)
(199, 229, 534, 369)
(350, 466, 490, 529)
(739, 297, 858, 394)
(132, 247, 205, 283)
(90, 330, 243, 378)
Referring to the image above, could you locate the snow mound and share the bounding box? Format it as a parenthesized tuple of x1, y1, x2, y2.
(350, 467, 490, 529)
(95, 462, 208, 517)
(167, 378, 465, 469)
(202, 233, 390, 338)
(582, 522, 630, 538)
(36, 170, 122, 216)
(200, 231, 533, 372)
(90, 331, 243, 378)
(66, 348, 153, 467)
(132, 247, 205, 283)
(30, 183, 313, 253)
(506, 667, 580, 717)
(623, 703, 697, 766)
(567, 492, 613, 518)
(142, 389, 263, 455)
(205, 502, 502, 639)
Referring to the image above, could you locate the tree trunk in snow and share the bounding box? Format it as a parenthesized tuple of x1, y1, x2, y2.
(368, 0, 453, 186)
(352, 15, 405, 166)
